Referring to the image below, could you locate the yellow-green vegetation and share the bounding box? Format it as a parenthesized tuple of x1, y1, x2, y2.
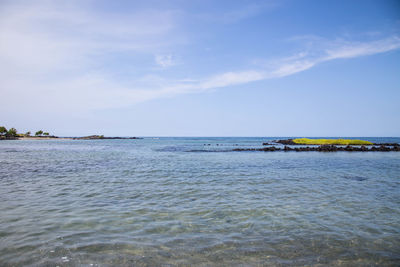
(293, 138, 373, 145)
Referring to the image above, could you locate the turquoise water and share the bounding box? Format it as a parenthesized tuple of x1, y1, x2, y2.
(0, 137, 399, 266)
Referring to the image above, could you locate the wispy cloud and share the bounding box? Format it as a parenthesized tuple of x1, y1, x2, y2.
(150, 36, 400, 97)
(0, 0, 181, 74)
(128, 35, 400, 101)
(1, 1, 399, 115)
(323, 36, 400, 60)
(271, 36, 400, 78)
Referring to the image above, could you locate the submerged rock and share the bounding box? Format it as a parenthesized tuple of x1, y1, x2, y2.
(343, 175, 368, 181)
(262, 142, 274, 146)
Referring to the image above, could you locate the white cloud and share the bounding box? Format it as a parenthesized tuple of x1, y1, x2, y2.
(0, 0, 180, 75)
(323, 36, 400, 60)
(200, 71, 265, 89)
(132, 35, 400, 101)
(154, 54, 177, 68)
(0, 1, 399, 115)
(170, 35, 400, 96)
(269, 59, 317, 78)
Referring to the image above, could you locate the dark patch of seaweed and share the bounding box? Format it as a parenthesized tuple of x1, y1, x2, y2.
(343, 175, 368, 181)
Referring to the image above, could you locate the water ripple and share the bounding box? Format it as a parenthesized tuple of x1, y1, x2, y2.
(0, 138, 399, 266)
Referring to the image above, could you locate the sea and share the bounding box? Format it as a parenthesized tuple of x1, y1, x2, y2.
(0, 137, 399, 266)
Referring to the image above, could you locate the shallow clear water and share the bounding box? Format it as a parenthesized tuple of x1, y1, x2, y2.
(0, 137, 399, 266)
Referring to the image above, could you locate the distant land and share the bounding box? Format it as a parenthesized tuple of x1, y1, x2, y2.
(0, 126, 141, 140)
(72, 135, 142, 140)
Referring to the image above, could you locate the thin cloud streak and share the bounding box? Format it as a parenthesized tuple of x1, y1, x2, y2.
(2, 35, 399, 113)
(323, 36, 400, 60)
(117, 36, 400, 103)
(269, 36, 400, 78)
(1, 1, 400, 114)
(181, 35, 400, 92)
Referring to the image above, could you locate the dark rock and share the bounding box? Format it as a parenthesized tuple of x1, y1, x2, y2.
(284, 146, 292, 151)
(275, 139, 296, 145)
(258, 146, 280, 151)
(344, 145, 353, 151)
(378, 145, 390, 151)
(232, 144, 400, 152)
(74, 135, 142, 140)
(320, 145, 337, 151)
(0, 136, 18, 140)
(373, 143, 400, 146)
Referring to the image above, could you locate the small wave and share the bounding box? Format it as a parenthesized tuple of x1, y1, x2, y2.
(155, 146, 188, 152)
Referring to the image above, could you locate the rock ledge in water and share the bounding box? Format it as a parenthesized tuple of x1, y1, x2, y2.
(233, 145, 400, 152)
(73, 135, 142, 140)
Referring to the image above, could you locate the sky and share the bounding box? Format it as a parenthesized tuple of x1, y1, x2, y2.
(1, 0, 400, 136)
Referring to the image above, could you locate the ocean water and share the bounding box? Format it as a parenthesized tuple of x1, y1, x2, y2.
(0, 137, 399, 266)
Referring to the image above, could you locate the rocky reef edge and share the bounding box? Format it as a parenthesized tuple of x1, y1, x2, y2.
(235, 144, 400, 152)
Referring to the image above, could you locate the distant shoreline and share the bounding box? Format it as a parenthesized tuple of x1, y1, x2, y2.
(1, 135, 143, 140)
(18, 136, 68, 140)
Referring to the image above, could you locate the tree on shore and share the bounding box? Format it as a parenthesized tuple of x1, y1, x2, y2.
(6, 128, 18, 138)
(0, 126, 7, 136)
(0, 127, 52, 139)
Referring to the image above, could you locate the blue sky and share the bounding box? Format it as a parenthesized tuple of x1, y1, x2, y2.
(1, 0, 399, 136)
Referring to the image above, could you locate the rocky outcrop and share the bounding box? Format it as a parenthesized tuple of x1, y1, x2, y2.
(275, 139, 296, 145)
(274, 139, 399, 147)
(374, 143, 400, 146)
(233, 145, 400, 152)
(0, 136, 18, 140)
(73, 135, 142, 140)
(1, 136, 59, 140)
